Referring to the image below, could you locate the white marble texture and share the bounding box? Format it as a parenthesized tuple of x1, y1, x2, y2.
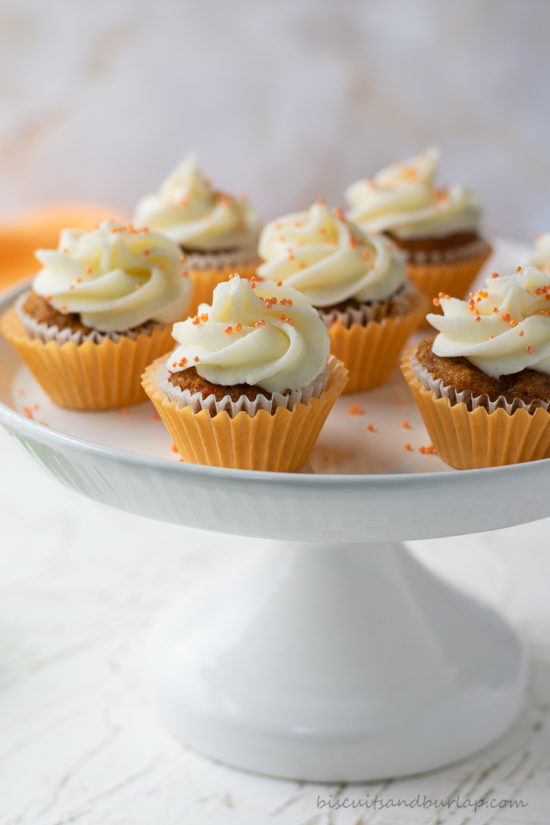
(0, 0, 549, 241)
(1, 427, 550, 824)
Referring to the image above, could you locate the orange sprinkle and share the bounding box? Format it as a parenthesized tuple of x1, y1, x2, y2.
(224, 325, 233, 334)
(255, 320, 266, 328)
(404, 443, 413, 452)
(135, 284, 142, 290)
(33, 403, 39, 410)
(157, 263, 165, 270)
(121, 407, 130, 415)
(432, 297, 440, 307)
(348, 404, 364, 415)
(516, 266, 522, 272)
(85, 266, 92, 275)
(76, 277, 82, 284)
(178, 357, 188, 368)
(22, 406, 33, 419)
(152, 412, 160, 421)
(171, 442, 178, 453)
(366, 423, 375, 432)
(179, 255, 186, 263)
(276, 280, 283, 287)
(509, 319, 518, 327)
(492, 306, 499, 313)
(192, 315, 200, 325)
(319, 227, 327, 236)
(39, 421, 48, 427)
(200, 313, 209, 322)
(62, 248, 69, 253)
(60, 305, 67, 312)
(502, 313, 511, 322)
(143, 249, 151, 256)
(526, 345, 534, 353)
(488, 335, 494, 340)
(193, 356, 200, 362)
(401, 420, 411, 429)
(518, 330, 525, 336)
(349, 239, 357, 250)
(474, 315, 481, 322)
(491, 272, 499, 278)
(316, 198, 325, 206)
(361, 250, 371, 260)
(234, 322, 242, 332)
(419, 444, 435, 455)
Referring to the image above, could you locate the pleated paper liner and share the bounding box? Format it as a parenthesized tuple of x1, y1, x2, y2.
(407, 241, 493, 326)
(327, 291, 427, 393)
(186, 261, 260, 316)
(142, 354, 348, 472)
(1, 307, 175, 410)
(401, 349, 550, 469)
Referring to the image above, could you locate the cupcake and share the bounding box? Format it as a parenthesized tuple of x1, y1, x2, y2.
(256, 200, 426, 392)
(401, 264, 550, 468)
(345, 147, 492, 313)
(1, 221, 190, 410)
(142, 275, 348, 471)
(133, 155, 261, 315)
(529, 233, 550, 273)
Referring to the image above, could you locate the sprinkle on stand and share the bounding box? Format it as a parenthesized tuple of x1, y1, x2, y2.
(348, 404, 364, 415)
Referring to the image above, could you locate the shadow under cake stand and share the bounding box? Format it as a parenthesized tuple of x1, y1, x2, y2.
(0, 241, 541, 782)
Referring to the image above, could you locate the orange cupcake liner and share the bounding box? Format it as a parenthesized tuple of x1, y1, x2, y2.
(407, 242, 492, 325)
(401, 349, 550, 469)
(142, 355, 348, 472)
(187, 262, 259, 317)
(327, 291, 427, 393)
(1, 307, 175, 410)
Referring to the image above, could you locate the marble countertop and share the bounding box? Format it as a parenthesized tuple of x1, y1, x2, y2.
(1, 426, 550, 824)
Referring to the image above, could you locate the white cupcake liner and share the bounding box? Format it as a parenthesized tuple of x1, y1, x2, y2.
(401, 236, 488, 266)
(182, 245, 259, 272)
(15, 292, 165, 346)
(156, 362, 330, 418)
(411, 352, 550, 415)
(318, 283, 414, 330)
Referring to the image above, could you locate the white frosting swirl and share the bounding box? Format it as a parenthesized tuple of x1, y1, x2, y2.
(168, 276, 330, 393)
(529, 233, 550, 273)
(257, 202, 406, 307)
(345, 147, 483, 239)
(133, 155, 261, 251)
(427, 265, 550, 377)
(32, 221, 190, 332)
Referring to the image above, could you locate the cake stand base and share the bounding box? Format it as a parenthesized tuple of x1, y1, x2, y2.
(144, 539, 525, 782)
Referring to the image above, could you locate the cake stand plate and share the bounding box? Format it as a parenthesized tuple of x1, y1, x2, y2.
(0, 241, 540, 780)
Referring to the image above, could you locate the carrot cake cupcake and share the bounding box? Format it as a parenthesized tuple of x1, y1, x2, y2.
(345, 147, 492, 312)
(1, 221, 190, 410)
(142, 274, 348, 471)
(256, 200, 425, 392)
(133, 155, 261, 315)
(401, 264, 550, 468)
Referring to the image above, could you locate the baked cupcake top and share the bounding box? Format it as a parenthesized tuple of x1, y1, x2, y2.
(31, 221, 190, 333)
(426, 265, 550, 377)
(133, 155, 261, 252)
(167, 275, 329, 394)
(257, 201, 406, 307)
(344, 147, 483, 240)
(529, 233, 550, 273)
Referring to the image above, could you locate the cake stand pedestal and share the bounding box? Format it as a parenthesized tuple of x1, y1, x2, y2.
(145, 538, 524, 782)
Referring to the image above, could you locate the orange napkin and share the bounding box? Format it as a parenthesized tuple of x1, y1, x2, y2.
(0, 203, 127, 290)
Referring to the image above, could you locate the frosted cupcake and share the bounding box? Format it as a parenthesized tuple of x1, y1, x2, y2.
(1, 221, 190, 410)
(134, 155, 261, 315)
(345, 147, 492, 313)
(257, 201, 425, 392)
(142, 275, 348, 471)
(401, 264, 550, 468)
(529, 233, 550, 273)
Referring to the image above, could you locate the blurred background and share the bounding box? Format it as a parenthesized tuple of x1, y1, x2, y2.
(0, 0, 549, 241)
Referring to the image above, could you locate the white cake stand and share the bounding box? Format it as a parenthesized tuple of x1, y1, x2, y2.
(0, 241, 542, 782)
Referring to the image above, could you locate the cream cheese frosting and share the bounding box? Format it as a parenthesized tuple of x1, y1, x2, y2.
(133, 155, 261, 251)
(427, 265, 550, 377)
(529, 233, 550, 273)
(257, 202, 406, 307)
(345, 147, 483, 240)
(32, 221, 190, 332)
(168, 275, 330, 393)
